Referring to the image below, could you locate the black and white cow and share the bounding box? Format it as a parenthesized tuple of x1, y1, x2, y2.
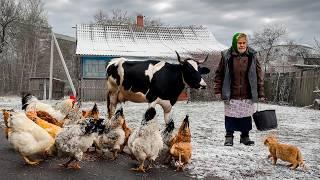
(106, 52, 210, 124)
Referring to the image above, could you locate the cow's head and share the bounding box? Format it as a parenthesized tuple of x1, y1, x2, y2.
(176, 51, 210, 89)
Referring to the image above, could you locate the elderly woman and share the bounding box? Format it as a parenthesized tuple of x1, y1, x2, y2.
(214, 33, 265, 146)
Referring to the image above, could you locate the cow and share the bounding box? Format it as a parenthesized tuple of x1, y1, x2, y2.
(106, 51, 210, 124)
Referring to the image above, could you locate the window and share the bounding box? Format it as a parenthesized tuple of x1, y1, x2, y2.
(83, 59, 107, 78)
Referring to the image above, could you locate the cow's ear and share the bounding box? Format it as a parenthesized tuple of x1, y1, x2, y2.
(199, 67, 210, 74)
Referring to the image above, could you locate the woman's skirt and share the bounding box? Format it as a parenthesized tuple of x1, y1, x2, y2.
(224, 99, 255, 132)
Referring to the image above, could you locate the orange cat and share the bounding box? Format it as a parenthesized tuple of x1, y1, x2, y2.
(264, 136, 307, 171)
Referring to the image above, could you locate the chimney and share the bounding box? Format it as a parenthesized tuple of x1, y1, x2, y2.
(136, 15, 144, 27)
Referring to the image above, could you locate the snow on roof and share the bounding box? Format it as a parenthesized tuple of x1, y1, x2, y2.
(55, 33, 76, 42)
(293, 64, 320, 69)
(275, 42, 314, 49)
(75, 24, 226, 58)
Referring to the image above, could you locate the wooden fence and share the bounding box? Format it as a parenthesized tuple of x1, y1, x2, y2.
(264, 69, 320, 106)
(79, 79, 107, 101)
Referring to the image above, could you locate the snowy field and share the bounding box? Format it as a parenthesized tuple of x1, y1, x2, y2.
(1, 96, 319, 179)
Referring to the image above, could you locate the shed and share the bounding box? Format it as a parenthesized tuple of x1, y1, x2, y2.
(29, 77, 65, 100)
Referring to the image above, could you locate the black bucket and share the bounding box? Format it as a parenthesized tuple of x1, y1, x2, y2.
(253, 110, 278, 131)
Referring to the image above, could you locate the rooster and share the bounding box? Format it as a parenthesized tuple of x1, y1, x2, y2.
(54, 98, 76, 116)
(4, 110, 55, 165)
(127, 107, 163, 172)
(55, 105, 101, 169)
(169, 115, 192, 171)
(22, 94, 74, 127)
(95, 108, 126, 160)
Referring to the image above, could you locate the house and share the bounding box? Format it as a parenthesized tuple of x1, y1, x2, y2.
(75, 16, 226, 101)
(262, 43, 315, 73)
(304, 53, 320, 65)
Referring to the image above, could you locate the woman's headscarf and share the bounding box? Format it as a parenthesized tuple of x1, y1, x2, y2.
(232, 32, 247, 53)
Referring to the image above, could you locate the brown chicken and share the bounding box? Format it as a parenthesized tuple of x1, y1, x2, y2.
(82, 103, 99, 120)
(120, 119, 132, 152)
(36, 111, 64, 127)
(169, 115, 192, 171)
(26, 111, 62, 139)
(2, 109, 13, 139)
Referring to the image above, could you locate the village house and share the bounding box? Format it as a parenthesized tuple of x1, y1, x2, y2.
(75, 16, 226, 101)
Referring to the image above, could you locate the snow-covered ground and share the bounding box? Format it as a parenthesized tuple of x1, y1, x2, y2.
(1, 96, 319, 179)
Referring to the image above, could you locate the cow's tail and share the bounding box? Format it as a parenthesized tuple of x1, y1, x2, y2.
(106, 88, 111, 119)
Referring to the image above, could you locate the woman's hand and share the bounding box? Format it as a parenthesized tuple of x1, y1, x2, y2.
(215, 94, 221, 100)
(259, 97, 266, 102)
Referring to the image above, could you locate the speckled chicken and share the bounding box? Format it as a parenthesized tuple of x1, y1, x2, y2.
(55, 105, 101, 169)
(95, 108, 126, 160)
(157, 119, 175, 164)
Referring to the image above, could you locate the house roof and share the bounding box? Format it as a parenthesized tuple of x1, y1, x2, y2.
(75, 24, 226, 58)
(305, 54, 320, 59)
(55, 33, 76, 42)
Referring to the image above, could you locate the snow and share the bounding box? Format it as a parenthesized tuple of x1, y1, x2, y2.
(1, 96, 319, 179)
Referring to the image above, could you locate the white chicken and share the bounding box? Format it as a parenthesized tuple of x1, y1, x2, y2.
(55, 105, 101, 169)
(22, 93, 75, 127)
(5, 110, 55, 165)
(128, 107, 163, 172)
(54, 98, 75, 117)
(95, 108, 125, 160)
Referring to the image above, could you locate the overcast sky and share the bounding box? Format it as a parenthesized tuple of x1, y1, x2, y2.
(42, 0, 320, 47)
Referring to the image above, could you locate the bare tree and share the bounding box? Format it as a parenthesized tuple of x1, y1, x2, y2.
(94, 9, 109, 25)
(137, 14, 164, 26)
(251, 24, 287, 70)
(0, 0, 22, 54)
(314, 37, 320, 53)
(93, 9, 164, 26)
(93, 9, 131, 25)
(0, 0, 49, 95)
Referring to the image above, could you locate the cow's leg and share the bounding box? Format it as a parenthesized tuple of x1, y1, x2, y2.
(158, 99, 172, 124)
(107, 89, 119, 119)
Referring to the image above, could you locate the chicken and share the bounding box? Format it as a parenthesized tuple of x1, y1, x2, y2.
(157, 119, 175, 164)
(61, 103, 100, 126)
(22, 94, 72, 127)
(5, 110, 55, 165)
(169, 115, 192, 171)
(120, 117, 132, 152)
(54, 98, 75, 116)
(55, 105, 101, 169)
(128, 107, 163, 172)
(2, 109, 13, 139)
(25, 111, 62, 138)
(95, 108, 126, 160)
(82, 103, 99, 120)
